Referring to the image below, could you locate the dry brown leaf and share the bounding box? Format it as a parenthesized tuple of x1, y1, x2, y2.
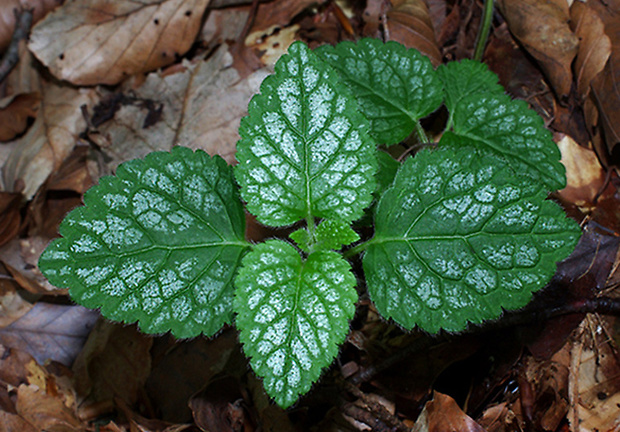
(586, 0, 620, 166)
(0, 410, 38, 432)
(497, 0, 579, 100)
(0, 192, 21, 247)
(0, 93, 40, 142)
(0, 302, 99, 366)
(413, 391, 486, 432)
(1, 80, 97, 200)
(28, 0, 211, 86)
(568, 316, 620, 432)
(556, 133, 607, 207)
(95, 45, 268, 169)
(0, 273, 34, 329)
(570, 2, 612, 100)
(385, 0, 442, 66)
(16, 383, 83, 431)
(0, 0, 62, 51)
(72, 321, 152, 421)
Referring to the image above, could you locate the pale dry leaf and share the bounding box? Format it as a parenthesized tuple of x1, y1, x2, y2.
(556, 133, 606, 207)
(497, 0, 579, 100)
(0, 303, 99, 366)
(568, 316, 620, 432)
(28, 0, 211, 86)
(96, 45, 268, 168)
(570, 1, 612, 99)
(1, 82, 98, 199)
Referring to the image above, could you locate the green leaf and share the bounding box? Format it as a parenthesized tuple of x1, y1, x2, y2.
(375, 150, 400, 198)
(363, 146, 581, 333)
(291, 219, 360, 252)
(235, 41, 377, 227)
(446, 93, 566, 190)
(437, 59, 504, 115)
(316, 38, 444, 145)
(38, 147, 249, 338)
(235, 240, 357, 408)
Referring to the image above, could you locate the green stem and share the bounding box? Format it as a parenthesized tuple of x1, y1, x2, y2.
(473, 0, 494, 62)
(343, 239, 374, 259)
(413, 121, 429, 145)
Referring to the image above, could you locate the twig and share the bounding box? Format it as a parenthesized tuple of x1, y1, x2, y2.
(0, 8, 34, 84)
(343, 380, 412, 432)
(341, 403, 399, 432)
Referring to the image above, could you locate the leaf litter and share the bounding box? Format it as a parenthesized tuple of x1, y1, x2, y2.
(0, 0, 620, 430)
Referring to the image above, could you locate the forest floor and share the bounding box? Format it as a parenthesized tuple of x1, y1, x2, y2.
(0, 0, 619, 431)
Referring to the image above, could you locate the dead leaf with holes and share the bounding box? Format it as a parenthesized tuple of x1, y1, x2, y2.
(93, 45, 268, 170)
(496, 0, 579, 100)
(28, 0, 211, 86)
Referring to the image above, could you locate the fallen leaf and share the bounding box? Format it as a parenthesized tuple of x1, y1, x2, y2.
(0, 192, 21, 247)
(95, 45, 268, 168)
(0, 272, 34, 328)
(0, 410, 38, 432)
(0, 93, 40, 142)
(72, 321, 152, 421)
(587, 0, 620, 167)
(145, 329, 238, 423)
(0, 0, 62, 51)
(556, 133, 607, 207)
(189, 375, 253, 432)
(570, 1, 612, 100)
(1, 80, 98, 200)
(385, 0, 442, 66)
(0, 303, 99, 366)
(28, 0, 212, 86)
(496, 0, 579, 100)
(568, 316, 620, 432)
(15, 383, 83, 431)
(413, 391, 486, 432)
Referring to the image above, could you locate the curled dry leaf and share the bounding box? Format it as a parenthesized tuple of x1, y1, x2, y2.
(0, 192, 21, 247)
(0, 0, 62, 51)
(570, 2, 612, 100)
(2, 82, 97, 200)
(365, 0, 441, 66)
(556, 133, 607, 207)
(387, 0, 442, 66)
(96, 45, 268, 168)
(0, 93, 40, 142)
(28, 0, 211, 86)
(413, 391, 486, 432)
(496, 0, 579, 100)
